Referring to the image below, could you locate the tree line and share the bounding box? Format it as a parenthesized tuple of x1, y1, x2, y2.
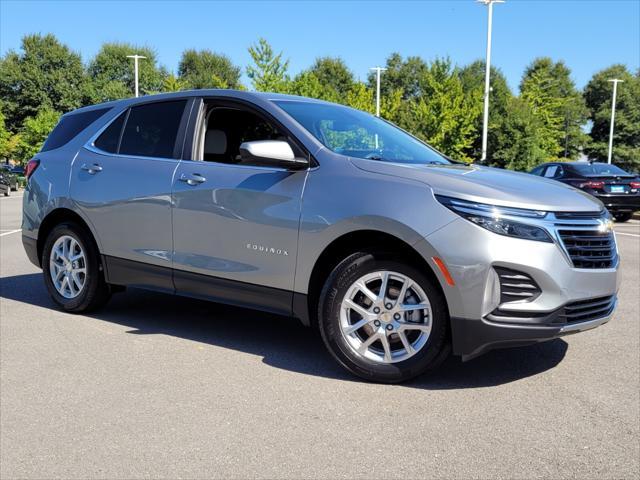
(1, 33, 638, 171)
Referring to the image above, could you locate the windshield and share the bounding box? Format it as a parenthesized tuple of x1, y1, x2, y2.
(572, 163, 631, 176)
(275, 101, 450, 165)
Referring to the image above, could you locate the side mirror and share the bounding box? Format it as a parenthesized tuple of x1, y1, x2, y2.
(239, 140, 308, 170)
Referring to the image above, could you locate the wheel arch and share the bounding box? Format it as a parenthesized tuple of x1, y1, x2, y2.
(36, 208, 100, 267)
(303, 230, 448, 329)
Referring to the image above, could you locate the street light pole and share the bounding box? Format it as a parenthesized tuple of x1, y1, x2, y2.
(478, 0, 504, 163)
(369, 66, 387, 117)
(126, 54, 147, 98)
(607, 78, 624, 164)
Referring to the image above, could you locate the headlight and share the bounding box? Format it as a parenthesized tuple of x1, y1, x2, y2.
(436, 195, 553, 243)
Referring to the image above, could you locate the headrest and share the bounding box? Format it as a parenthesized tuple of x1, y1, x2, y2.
(204, 129, 227, 155)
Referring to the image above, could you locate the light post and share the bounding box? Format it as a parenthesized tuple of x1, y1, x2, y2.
(369, 66, 387, 117)
(126, 54, 147, 98)
(478, 0, 504, 163)
(607, 78, 624, 164)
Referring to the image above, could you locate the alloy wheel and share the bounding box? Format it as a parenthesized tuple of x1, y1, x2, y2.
(49, 235, 87, 299)
(339, 270, 432, 363)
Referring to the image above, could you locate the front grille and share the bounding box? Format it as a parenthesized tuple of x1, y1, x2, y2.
(494, 267, 541, 303)
(558, 295, 616, 324)
(557, 229, 616, 268)
(554, 211, 603, 220)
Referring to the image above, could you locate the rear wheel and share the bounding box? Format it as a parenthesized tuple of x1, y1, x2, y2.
(318, 252, 449, 383)
(613, 212, 633, 223)
(42, 222, 111, 312)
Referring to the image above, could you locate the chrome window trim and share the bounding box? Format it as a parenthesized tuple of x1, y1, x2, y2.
(84, 100, 189, 162)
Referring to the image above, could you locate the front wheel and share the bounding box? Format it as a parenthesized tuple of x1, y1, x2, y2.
(318, 252, 449, 383)
(613, 212, 633, 223)
(42, 222, 111, 312)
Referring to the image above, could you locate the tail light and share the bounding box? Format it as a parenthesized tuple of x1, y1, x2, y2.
(25, 159, 40, 180)
(630, 182, 640, 190)
(577, 181, 604, 190)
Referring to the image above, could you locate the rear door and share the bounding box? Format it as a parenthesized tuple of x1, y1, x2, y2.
(70, 99, 192, 290)
(171, 99, 309, 314)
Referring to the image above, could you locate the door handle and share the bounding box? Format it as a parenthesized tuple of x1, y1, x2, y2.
(81, 163, 103, 174)
(179, 173, 206, 186)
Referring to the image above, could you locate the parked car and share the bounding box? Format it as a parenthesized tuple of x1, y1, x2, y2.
(530, 162, 640, 222)
(22, 91, 619, 383)
(0, 172, 11, 196)
(10, 165, 24, 176)
(0, 165, 19, 193)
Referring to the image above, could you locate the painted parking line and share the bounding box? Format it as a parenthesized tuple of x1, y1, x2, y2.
(0, 229, 21, 237)
(615, 232, 640, 238)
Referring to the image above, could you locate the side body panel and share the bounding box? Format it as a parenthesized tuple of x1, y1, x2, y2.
(293, 150, 460, 295)
(69, 148, 179, 275)
(171, 160, 308, 293)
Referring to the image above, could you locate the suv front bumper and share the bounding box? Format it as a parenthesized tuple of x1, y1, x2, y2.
(414, 216, 620, 359)
(451, 299, 616, 360)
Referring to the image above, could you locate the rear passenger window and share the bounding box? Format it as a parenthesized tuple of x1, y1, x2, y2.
(94, 112, 126, 153)
(119, 101, 187, 159)
(42, 108, 110, 152)
(544, 165, 558, 178)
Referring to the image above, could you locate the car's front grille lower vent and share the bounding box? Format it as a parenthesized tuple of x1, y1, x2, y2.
(557, 295, 616, 324)
(557, 229, 616, 269)
(494, 267, 541, 304)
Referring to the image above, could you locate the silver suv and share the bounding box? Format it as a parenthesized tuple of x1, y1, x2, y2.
(22, 91, 620, 383)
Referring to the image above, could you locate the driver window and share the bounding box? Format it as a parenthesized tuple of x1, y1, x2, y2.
(197, 106, 291, 165)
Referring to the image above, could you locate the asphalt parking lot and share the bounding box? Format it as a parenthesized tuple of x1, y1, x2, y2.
(1, 191, 639, 479)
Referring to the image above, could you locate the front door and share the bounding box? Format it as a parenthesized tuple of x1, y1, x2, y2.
(171, 102, 308, 314)
(70, 99, 190, 290)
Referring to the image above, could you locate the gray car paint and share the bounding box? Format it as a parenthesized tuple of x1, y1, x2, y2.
(23, 90, 619, 355)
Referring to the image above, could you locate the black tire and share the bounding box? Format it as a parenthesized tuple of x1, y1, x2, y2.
(42, 222, 111, 313)
(4, 188, 9, 197)
(613, 212, 633, 223)
(318, 251, 449, 383)
(11, 182, 18, 192)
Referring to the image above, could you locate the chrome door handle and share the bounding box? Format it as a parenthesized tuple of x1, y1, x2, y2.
(179, 173, 206, 186)
(81, 163, 103, 174)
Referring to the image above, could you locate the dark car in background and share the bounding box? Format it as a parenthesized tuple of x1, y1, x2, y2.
(0, 164, 20, 194)
(0, 172, 12, 196)
(531, 162, 640, 222)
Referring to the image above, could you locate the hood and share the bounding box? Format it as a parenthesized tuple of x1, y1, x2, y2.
(350, 159, 603, 212)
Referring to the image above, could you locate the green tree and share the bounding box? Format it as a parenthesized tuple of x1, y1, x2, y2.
(0, 111, 10, 161)
(162, 74, 187, 92)
(492, 97, 553, 170)
(0, 33, 86, 132)
(584, 65, 640, 172)
(368, 53, 429, 101)
(395, 58, 480, 161)
(519, 65, 565, 161)
(306, 57, 354, 97)
(86, 43, 167, 102)
(15, 109, 60, 164)
(458, 60, 512, 162)
(520, 58, 589, 160)
(246, 38, 289, 92)
(344, 82, 374, 114)
(178, 49, 242, 89)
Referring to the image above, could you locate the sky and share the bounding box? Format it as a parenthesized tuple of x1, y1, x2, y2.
(1, 0, 639, 92)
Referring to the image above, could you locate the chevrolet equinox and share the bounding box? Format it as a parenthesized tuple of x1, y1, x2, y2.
(22, 91, 620, 383)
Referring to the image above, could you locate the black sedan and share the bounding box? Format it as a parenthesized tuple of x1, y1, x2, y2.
(530, 162, 640, 222)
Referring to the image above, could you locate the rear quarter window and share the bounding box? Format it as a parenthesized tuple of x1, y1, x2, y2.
(41, 108, 111, 152)
(119, 100, 187, 159)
